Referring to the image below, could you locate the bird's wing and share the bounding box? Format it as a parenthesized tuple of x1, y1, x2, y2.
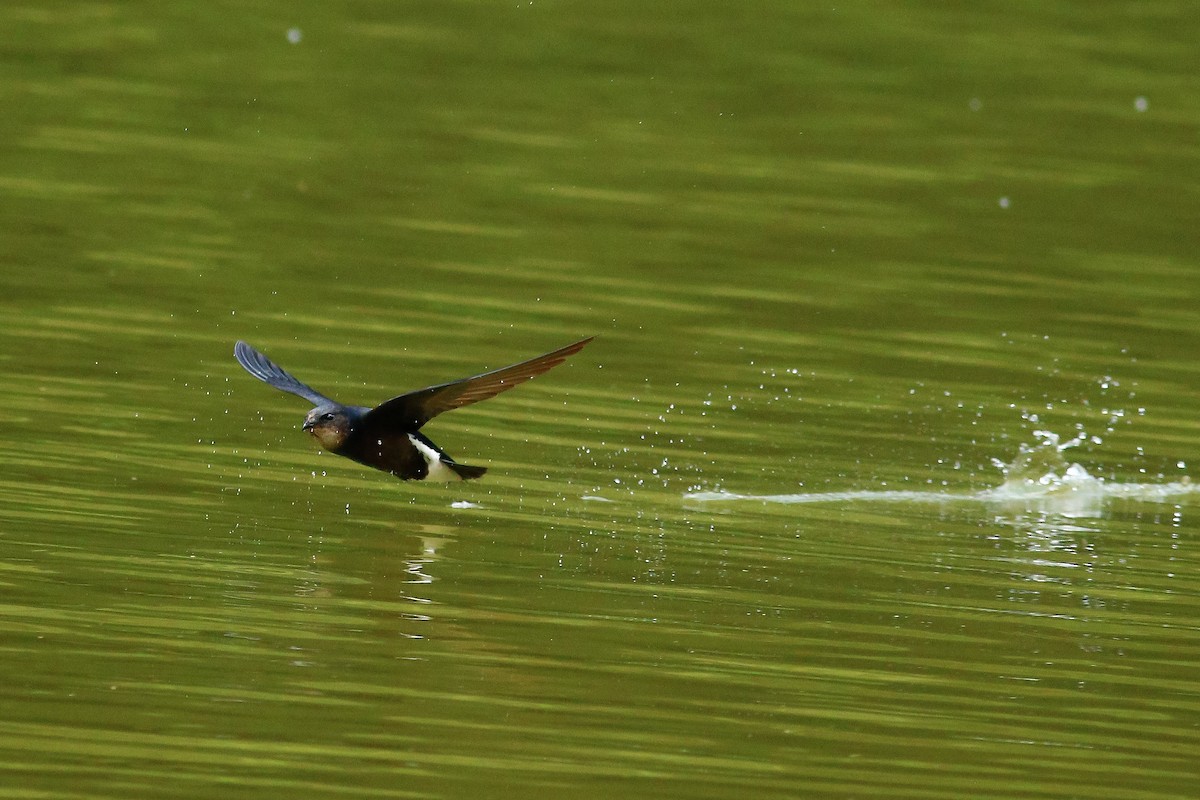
(362, 336, 593, 431)
(234, 340, 335, 406)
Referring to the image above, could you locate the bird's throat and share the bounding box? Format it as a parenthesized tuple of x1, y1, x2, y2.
(308, 425, 349, 451)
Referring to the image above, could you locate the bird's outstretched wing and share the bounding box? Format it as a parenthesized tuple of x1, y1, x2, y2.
(234, 340, 335, 406)
(363, 336, 593, 431)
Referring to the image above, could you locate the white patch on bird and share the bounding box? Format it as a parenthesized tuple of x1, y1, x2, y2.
(408, 434, 461, 481)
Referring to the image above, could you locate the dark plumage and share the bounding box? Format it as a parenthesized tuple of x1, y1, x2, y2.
(234, 337, 593, 481)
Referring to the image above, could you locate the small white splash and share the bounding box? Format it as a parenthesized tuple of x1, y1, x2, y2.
(998, 196, 1011, 209)
(286, 27, 303, 44)
(1134, 96, 1148, 112)
(981, 461, 1106, 518)
(581, 495, 615, 503)
(450, 500, 480, 509)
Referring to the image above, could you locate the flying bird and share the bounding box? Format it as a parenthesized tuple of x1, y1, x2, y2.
(234, 337, 593, 481)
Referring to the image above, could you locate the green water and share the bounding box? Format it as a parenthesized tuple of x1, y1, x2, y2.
(3, 3, 1200, 798)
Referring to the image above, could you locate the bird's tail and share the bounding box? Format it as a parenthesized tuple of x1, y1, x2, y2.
(446, 460, 487, 480)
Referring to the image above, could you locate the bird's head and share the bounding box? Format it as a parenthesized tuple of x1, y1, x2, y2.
(303, 405, 353, 451)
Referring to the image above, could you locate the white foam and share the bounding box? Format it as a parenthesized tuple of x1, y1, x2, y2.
(684, 475, 1199, 516)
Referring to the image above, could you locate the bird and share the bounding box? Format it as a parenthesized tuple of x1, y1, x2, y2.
(234, 336, 593, 481)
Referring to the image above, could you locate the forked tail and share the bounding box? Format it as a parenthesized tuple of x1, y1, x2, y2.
(446, 460, 487, 480)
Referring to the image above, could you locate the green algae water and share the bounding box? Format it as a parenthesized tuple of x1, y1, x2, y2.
(2, 2, 1199, 798)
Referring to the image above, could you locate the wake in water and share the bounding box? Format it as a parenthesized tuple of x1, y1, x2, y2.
(685, 431, 1198, 517)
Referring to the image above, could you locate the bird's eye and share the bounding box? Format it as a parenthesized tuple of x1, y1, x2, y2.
(322, 413, 336, 421)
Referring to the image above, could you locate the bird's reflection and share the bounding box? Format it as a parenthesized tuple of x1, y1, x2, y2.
(402, 533, 447, 588)
(287, 522, 460, 644)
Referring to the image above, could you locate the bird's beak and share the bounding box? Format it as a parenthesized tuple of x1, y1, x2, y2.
(302, 420, 314, 432)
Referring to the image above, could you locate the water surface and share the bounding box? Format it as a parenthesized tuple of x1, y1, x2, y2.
(2, 2, 1199, 798)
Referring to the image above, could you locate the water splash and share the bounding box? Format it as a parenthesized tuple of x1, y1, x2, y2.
(685, 431, 1196, 517)
(977, 430, 1105, 515)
